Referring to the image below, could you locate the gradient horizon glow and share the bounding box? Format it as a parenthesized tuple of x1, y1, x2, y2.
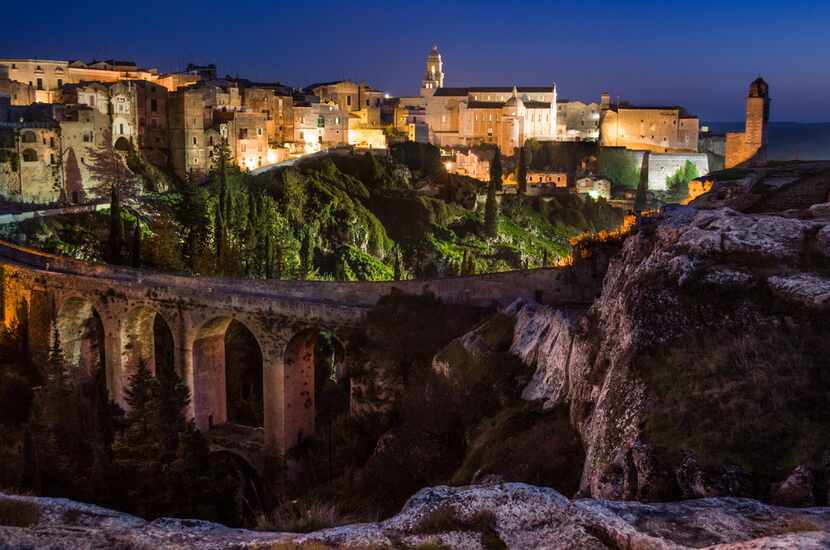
(1, 0, 828, 122)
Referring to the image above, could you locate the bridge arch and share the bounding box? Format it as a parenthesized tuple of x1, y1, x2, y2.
(281, 327, 349, 450)
(117, 305, 176, 408)
(191, 316, 264, 432)
(55, 296, 106, 381)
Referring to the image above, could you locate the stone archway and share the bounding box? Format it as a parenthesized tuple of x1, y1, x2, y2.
(225, 320, 264, 427)
(192, 317, 263, 432)
(114, 136, 131, 152)
(55, 296, 106, 381)
(118, 306, 175, 408)
(282, 328, 348, 450)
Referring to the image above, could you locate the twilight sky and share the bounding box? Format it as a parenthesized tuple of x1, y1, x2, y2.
(2, 0, 828, 122)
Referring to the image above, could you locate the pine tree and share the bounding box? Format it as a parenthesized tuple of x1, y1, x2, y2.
(107, 184, 123, 265)
(517, 146, 528, 196)
(47, 324, 67, 388)
(484, 149, 500, 238)
(124, 358, 155, 416)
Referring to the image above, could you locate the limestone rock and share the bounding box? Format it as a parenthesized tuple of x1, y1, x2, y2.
(4, 484, 830, 549)
(511, 162, 830, 505)
(771, 465, 816, 508)
(767, 273, 830, 310)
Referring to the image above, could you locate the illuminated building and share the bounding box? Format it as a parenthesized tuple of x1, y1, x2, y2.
(725, 77, 770, 168)
(599, 94, 700, 153)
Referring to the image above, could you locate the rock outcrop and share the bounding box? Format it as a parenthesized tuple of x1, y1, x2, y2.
(515, 162, 830, 505)
(3, 484, 830, 549)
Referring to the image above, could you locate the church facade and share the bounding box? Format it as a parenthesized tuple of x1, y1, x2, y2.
(420, 47, 557, 154)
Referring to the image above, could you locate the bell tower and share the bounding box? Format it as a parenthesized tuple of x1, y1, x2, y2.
(420, 45, 444, 97)
(725, 77, 771, 168)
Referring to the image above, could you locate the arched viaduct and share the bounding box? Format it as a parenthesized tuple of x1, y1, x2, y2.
(0, 240, 605, 455)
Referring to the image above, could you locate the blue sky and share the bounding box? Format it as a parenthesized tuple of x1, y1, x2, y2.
(2, 0, 828, 121)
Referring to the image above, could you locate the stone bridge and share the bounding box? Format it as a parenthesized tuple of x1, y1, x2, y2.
(0, 240, 606, 455)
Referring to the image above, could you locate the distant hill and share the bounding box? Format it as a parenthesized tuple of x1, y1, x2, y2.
(704, 122, 830, 161)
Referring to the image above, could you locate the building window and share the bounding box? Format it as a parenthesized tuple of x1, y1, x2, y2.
(57, 79, 63, 87)
(347, 95, 352, 106)
(193, 137, 197, 145)
(22, 149, 38, 162)
(150, 98, 157, 112)
(257, 128, 263, 136)
(120, 124, 124, 135)
(36, 78, 43, 90)
(21, 131, 37, 143)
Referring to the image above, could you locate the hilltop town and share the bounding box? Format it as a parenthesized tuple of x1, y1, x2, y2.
(0, 48, 769, 208)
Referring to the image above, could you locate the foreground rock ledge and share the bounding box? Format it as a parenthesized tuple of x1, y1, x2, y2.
(2, 483, 830, 549)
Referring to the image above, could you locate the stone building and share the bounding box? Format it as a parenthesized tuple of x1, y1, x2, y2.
(292, 101, 348, 154)
(725, 77, 770, 169)
(168, 87, 207, 179)
(56, 105, 111, 202)
(0, 121, 61, 202)
(448, 147, 493, 181)
(427, 85, 557, 155)
(132, 81, 169, 167)
(556, 100, 601, 141)
(0, 58, 160, 105)
(212, 110, 269, 171)
(600, 96, 699, 153)
(242, 86, 294, 146)
(418, 47, 557, 154)
(575, 176, 612, 200)
(59, 83, 110, 115)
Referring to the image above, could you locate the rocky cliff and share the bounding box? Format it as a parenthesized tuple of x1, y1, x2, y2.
(3, 484, 830, 549)
(517, 161, 830, 504)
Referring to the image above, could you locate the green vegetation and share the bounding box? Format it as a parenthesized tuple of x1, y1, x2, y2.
(12, 143, 624, 280)
(665, 160, 700, 202)
(598, 148, 641, 190)
(642, 321, 830, 495)
(0, 317, 242, 526)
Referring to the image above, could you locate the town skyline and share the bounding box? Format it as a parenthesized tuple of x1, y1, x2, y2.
(1, 0, 828, 123)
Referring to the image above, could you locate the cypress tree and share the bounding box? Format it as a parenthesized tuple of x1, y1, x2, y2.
(484, 149, 500, 237)
(130, 222, 141, 269)
(107, 184, 123, 265)
(517, 146, 528, 196)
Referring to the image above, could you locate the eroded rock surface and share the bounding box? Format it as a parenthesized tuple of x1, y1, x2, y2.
(514, 164, 830, 505)
(4, 484, 830, 549)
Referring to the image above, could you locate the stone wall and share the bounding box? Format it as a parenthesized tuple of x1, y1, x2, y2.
(646, 152, 709, 191)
